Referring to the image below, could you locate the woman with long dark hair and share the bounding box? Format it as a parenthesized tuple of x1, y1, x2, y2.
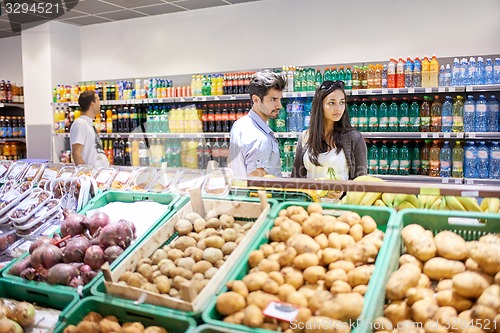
(292, 80, 367, 199)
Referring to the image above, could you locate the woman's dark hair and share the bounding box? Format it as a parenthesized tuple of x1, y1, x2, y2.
(78, 90, 96, 112)
(248, 71, 286, 105)
(306, 80, 354, 166)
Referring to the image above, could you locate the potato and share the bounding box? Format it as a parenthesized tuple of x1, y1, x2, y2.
(219, 242, 236, 256)
(137, 257, 153, 266)
(217, 291, 246, 315)
(328, 232, 342, 250)
(401, 224, 436, 261)
(266, 271, 284, 286)
(293, 253, 319, 270)
(304, 317, 350, 333)
(76, 321, 100, 332)
(329, 260, 355, 273)
(338, 234, 356, 249)
(347, 264, 374, 287)
(399, 254, 423, 270)
(286, 234, 319, 256)
(495, 271, 500, 285)
(352, 284, 367, 295)
(320, 248, 343, 265)
(166, 248, 184, 261)
(302, 216, 324, 237)
(297, 284, 322, 299)
(349, 223, 364, 242)
(436, 279, 453, 291)
(219, 214, 235, 228)
(417, 274, 431, 288)
(337, 211, 361, 226)
(175, 218, 193, 236)
(242, 304, 264, 327)
(127, 272, 148, 288)
(290, 212, 309, 225)
(386, 264, 421, 301)
(203, 248, 224, 264)
(279, 220, 303, 241)
(316, 292, 363, 321)
(223, 311, 244, 324)
(321, 215, 337, 234)
(343, 242, 378, 266)
(433, 306, 457, 326)
(100, 318, 122, 333)
(384, 301, 411, 326)
(423, 321, 448, 333)
(470, 304, 496, 328)
(169, 267, 193, 280)
(173, 236, 197, 252)
(436, 290, 473, 312)
(452, 271, 492, 299)
(307, 203, 323, 214)
(314, 234, 329, 249)
(154, 276, 171, 294)
(168, 288, 179, 297)
(278, 247, 298, 267)
(123, 322, 145, 333)
(324, 268, 348, 288)
(360, 215, 377, 234)
(465, 258, 480, 272)
(330, 280, 352, 293)
(192, 260, 212, 274)
(206, 217, 220, 229)
(243, 272, 268, 291)
(303, 266, 326, 284)
(434, 231, 468, 260)
(205, 236, 225, 249)
(274, 216, 289, 226)
(205, 267, 218, 279)
(411, 298, 438, 323)
(150, 249, 168, 265)
(247, 291, 279, 309)
(63, 325, 77, 333)
(423, 258, 466, 280)
(141, 282, 160, 293)
(175, 257, 195, 271)
(184, 247, 203, 262)
(269, 227, 282, 242)
(469, 241, 500, 275)
(476, 284, 500, 311)
(258, 259, 280, 273)
(285, 291, 308, 307)
(262, 278, 280, 294)
(282, 268, 304, 289)
(406, 287, 434, 306)
(137, 263, 155, 281)
(248, 250, 264, 268)
(278, 284, 296, 301)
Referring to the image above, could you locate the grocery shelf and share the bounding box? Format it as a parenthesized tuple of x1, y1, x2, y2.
(465, 132, 500, 140)
(177, 94, 249, 102)
(361, 132, 467, 139)
(282, 91, 315, 98)
(0, 103, 24, 108)
(465, 84, 500, 92)
(0, 138, 26, 143)
(348, 86, 466, 96)
(463, 178, 500, 186)
(377, 174, 463, 184)
(246, 177, 500, 198)
(53, 132, 131, 139)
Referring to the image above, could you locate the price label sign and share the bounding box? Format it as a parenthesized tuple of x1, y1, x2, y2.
(393, 89, 399, 93)
(263, 301, 299, 322)
(351, 90, 358, 96)
(432, 133, 439, 138)
(408, 88, 415, 93)
(449, 87, 456, 92)
(382, 89, 388, 94)
(438, 87, 445, 92)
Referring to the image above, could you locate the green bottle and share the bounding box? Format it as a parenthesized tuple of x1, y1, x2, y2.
(399, 97, 410, 132)
(324, 67, 332, 81)
(409, 97, 421, 132)
(331, 67, 338, 81)
(399, 140, 410, 175)
(452, 141, 464, 178)
(344, 66, 352, 90)
(338, 66, 345, 83)
(306, 68, 315, 92)
(274, 106, 287, 132)
(378, 98, 389, 132)
(389, 140, 400, 175)
(368, 98, 379, 133)
(315, 69, 323, 88)
(358, 98, 369, 132)
(368, 140, 379, 174)
(411, 140, 422, 175)
(388, 97, 399, 132)
(350, 99, 359, 129)
(379, 140, 389, 175)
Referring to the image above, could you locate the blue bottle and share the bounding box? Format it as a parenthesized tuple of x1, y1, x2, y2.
(464, 141, 478, 178)
(485, 58, 494, 85)
(405, 57, 414, 88)
(440, 140, 452, 178)
(445, 64, 452, 86)
(441, 96, 453, 132)
(438, 65, 445, 87)
(413, 57, 422, 87)
(477, 141, 489, 179)
(475, 95, 487, 132)
(460, 58, 468, 86)
(463, 95, 476, 132)
(451, 58, 460, 86)
(489, 141, 500, 179)
(495, 58, 500, 84)
(303, 98, 312, 130)
(475, 57, 485, 85)
(487, 95, 499, 132)
(466, 57, 476, 86)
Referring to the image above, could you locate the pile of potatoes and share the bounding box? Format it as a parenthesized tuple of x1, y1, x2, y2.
(216, 203, 385, 333)
(118, 209, 252, 301)
(63, 311, 167, 333)
(376, 224, 500, 333)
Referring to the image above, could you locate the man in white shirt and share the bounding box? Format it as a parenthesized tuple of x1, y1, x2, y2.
(70, 90, 109, 167)
(229, 71, 286, 178)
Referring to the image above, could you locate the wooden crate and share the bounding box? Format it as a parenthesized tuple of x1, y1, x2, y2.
(103, 193, 270, 313)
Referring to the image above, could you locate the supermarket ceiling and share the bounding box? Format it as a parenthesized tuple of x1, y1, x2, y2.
(0, 0, 262, 38)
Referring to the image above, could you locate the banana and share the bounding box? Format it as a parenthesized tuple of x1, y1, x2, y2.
(418, 195, 428, 209)
(456, 196, 482, 212)
(353, 175, 384, 182)
(486, 197, 500, 214)
(374, 199, 386, 207)
(440, 197, 449, 211)
(425, 195, 441, 209)
(398, 201, 417, 211)
(445, 196, 467, 211)
(480, 198, 490, 212)
(429, 198, 442, 210)
(394, 194, 419, 209)
(344, 191, 366, 206)
(359, 192, 382, 206)
(382, 193, 396, 208)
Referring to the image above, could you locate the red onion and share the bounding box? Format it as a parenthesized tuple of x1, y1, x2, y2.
(47, 263, 80, 286)
(62, 237, 91, 263)
(98, 221, 135, 250)
(104, 245, 124, 264)
(29, 237, 52, 254)
(60, 213, 87, 237)
(84, 212, 110, 236)
(84, 245, 105, 270)
(30, 244, 63, 269)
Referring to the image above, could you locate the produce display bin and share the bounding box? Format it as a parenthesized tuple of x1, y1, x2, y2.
(91, 195, 278, 317)
(202, 202, 399, 333)
(1, 191, 187, 297)
(53, 296, 196, 333)
(359, 209, 500, 333)
(194, 324, 234, 333)
(0, 277, 79, 331)
(230, 187, 315, 203)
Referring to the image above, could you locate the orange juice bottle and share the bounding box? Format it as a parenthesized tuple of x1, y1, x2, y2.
(429, 55, 440, 87)
(106, 107, 113, 133)
(422, 56, 430, 87)
(54, 107, 60, 132)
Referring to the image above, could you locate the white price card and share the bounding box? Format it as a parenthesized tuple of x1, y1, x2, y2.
(438, 87, 445, 92)
(96, 171, 112, 184)
(42, 169, 58, 180)
(421, 133, 429, 138)
(2, 190, 21, 202)
(382, 89, 388, 94)
(263, 301, 299, 322)
(449, 87, 456, 92)
(292, 93, 298, 97)
(366, 90, 373, 95)
(466, 179, 474, 185)
(408, 88, 415, 93)
(300, 92, 307, 97)
(393, 89, 399, 93)
(442, 178, 449, 184)
(444, 133, 451, 138)
(457, 133, 464, 138)
(425, 88, 432, 93)
(230, 95, 236, 100)
(59, 172, 73, 179)
(432, 133, 439, 138)
(351, 90, 358, 95)
(201, 97, 207, 101)
(114, 171, 132, 184)
(24, 168, 38, 179)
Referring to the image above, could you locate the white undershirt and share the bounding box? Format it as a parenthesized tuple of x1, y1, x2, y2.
(303, 148, 349, 180)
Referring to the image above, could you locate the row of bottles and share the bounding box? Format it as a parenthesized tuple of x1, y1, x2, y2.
(0, 116, 25, 138)
(449, 57, 500, 86)
(0, 142, 26, 161)
(367, 140, 500, 179)
(0, 81, 24, 104)
(387, 56, 439, 88)
(280, 139, 298, 173)
(463, 95, 499, 132)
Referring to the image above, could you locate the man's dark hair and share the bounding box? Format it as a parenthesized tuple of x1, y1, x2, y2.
(248, 71, 286, 105)
(78, 90, 96, 112)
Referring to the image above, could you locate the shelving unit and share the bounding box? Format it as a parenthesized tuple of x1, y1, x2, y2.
(0, 103, 24, 108)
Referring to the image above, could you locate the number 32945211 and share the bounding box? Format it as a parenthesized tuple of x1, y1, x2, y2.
(4, 2, 61, 15)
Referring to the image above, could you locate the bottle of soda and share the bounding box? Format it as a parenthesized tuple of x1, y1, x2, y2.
(361, 66, 368, 89)
(139, 139, 149, 166)
(314, 69, 323, 89)
(404, 57, 414, 88)
(389, 140, 400, 175)
(399, 97, 410, 132)
(388, 98, 399, 132)
(203, 140, 212, 166)
(197, 139, 206, 169)
(440, 141, 452, 178)
(221, 104, 230, 132)
(421, 140, 431, 175)
(358, 98, 368, 132)
(124, 139, 131, 166)
(420, 96, 431, 132)
(429, 140, 441, 177)
(368, 98, 379, 132)
(215, 104, 222, 133)
(441, 96, 453, 132)
(113, 139, 121, 165)
(350, 99, 359, 129)
(344, 66, 352, 90)
(396, 58, 405, 88)
(352, 66, 360, 90)
(379, 141, 389, 175)
(409, 97, 420, 132)
(430, 96, 442, 132)
(208, 104, 215, 132)
(220, 139, 230, 167)
(452, 141, 464, 178)
(228, 103, 237, 131)
(387, 58, 396, 88)
(378, 98, 389, 132)
(399, 140, 410, 175)
(422, 56, 430, 87)
(411, 141, 422, 175)
(368, 141, 379, 174)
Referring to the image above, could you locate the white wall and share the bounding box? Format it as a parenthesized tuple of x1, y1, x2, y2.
(80, 0, 500, 81)
(0, 36, 23, 83)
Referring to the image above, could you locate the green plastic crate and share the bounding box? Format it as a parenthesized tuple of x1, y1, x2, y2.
(230, 188, 314, 203)
(194, 324, 234, 333)
(53, 296, 196, 333)
(0, 277, 79, 331)
(91, 195, 279, 318)
(358, 208, 500, 333)
(202, 201, 399, 333)
(2, 191, 187, 297)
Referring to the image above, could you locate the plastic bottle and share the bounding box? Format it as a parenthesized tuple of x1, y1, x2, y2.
(429, 140, 441, 177)
(387, 58, 396, 88)
(358, 98, 369, 132)
(375, 64, 382, 88)
(361, 66, 368, 89)
(487, 95, 499, 132)
(420, 96, 431, 132)
(460, 58, 468, 86)
(475, 57, 485, 85)
(495, 58, 500, 84)
(337, 66, 345, 85)
(368, 141, 379, 174)
(440, 141, 452, 178)
(452, 141, 464, 178)
(331, 67, 338, 82)
(477, 141, 489, 179)
(421, 56, 430, 87)
(489, 141, 500, 179)
(463, 95, 476, 133)
(350, 99, 359, 129)
(411, 141, 421, 175)
(441, 96, 453, 132)
(452, 96, 464, 132)
(388, 98, 399, 132)
(389, 141, 400, 175)
(445, 64, 452, 86)
(404, 57, 414, 88)
(379, 141, 389, 175)
(421, 140, 431, 176)
(429, 55, 439, 87)
(485, 58, 494, 85)
(381, 65, 388, 89)
(452, 58, 460, 86)
(396, 58, 405, 88)
(430, 96, 442, 132)
(413, 57, 422, 88)
(378, 98, 389, 132)
(475, 95, 487, 132)
(438, 65, 445, 87)
(368, 98, 379, 132)
(367, 65, 375, 89)
(344, 66, 352, 90)
(399, 140, 410, 175)
(315, 69, 323, 88)
(409, 97, 420, 132)
(324, 67, 332, 82)
(352, 66, 360, 90)
(464, 141, 478, 178)
(466, 57, 476, 86)
(399, 97, 410, 132)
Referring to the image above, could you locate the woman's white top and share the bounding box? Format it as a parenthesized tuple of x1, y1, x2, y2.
(303, 148, 349, 181)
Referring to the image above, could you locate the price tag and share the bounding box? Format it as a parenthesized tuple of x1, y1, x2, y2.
(300, 92, 306, 97)
(432, 133, 439, 138)
(393, 89, 399, 94)
(444, 133, 451, 138)
(201, 97, 207, 101)
(469, 133, 476, 138)
(179, 134, 185, 138)
(263, 301, 299, 322)
(196, 133, 202, 138)
(408, 88, 415, 93)
(457, 133, 464, 138)
(449, 87, 456, 92)
(292, 93, 298, 97)
(351, 90, 358, 95)
(421, 133, 429, 138)
(438, 87, 445, 92)
(425, 88, 432, 93)
(152, 134, 157, 138)
(420, 188, 440, 196)
(230, 96, 236, 100)
(214, 96, 220, 101)
(466, 179, 474, 185)
(454, 178, 462, 184)
(448, 217, 481, 226)
(24, 168, 38, 179)
(382, 89, 388, 94)
(442, 178, 449, 184)
(96, 171, 112, 184)
(366, 90, 373, 95)
(461, 191, 479, 197)
(114, 171, 132, 184)
(2, 190, 21, 202)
